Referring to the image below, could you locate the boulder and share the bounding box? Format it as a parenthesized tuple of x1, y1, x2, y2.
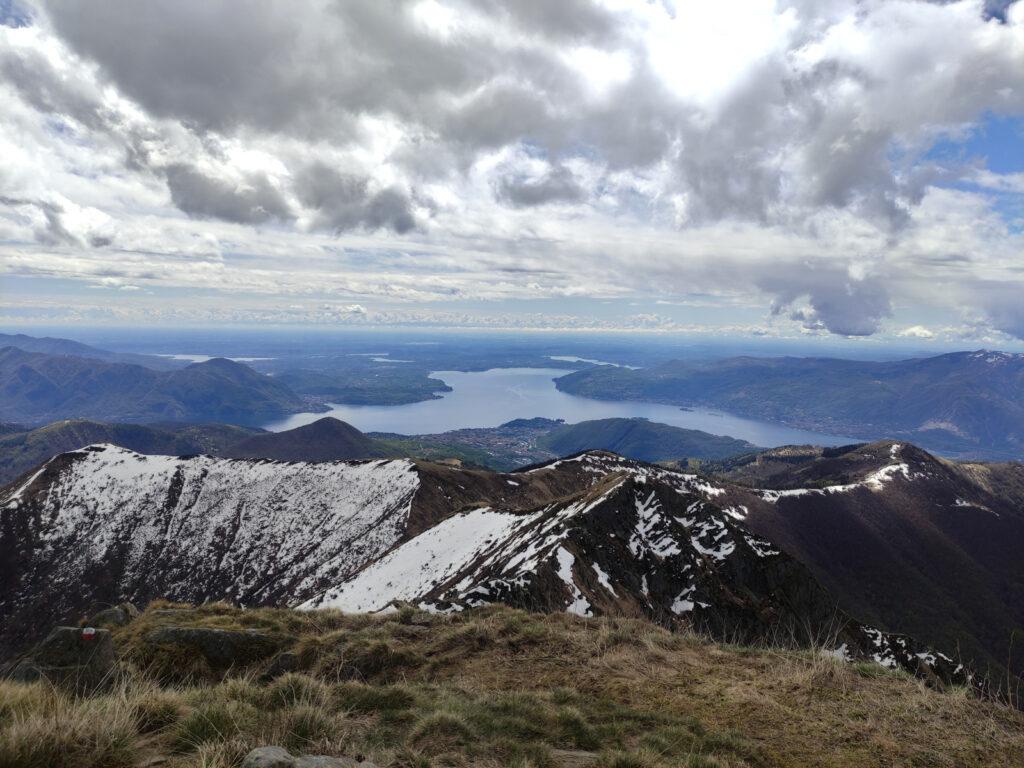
(295, 758, 359, 768)
(241, 748, 362, 768)
(241, 747, 296, 768)
(88, 602, 139, 628)
(261, 651, 300, 681)
(6, 626, 117, 692)
(146, 627, 292, 669)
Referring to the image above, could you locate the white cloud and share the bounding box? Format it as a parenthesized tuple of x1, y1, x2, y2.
(898, 325, 935, 339)
(0, 0, 1023, 339)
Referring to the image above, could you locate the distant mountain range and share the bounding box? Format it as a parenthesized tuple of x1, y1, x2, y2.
(0, 347, 319, 426)
(555, 350, 1024, 459)
(373, 416, 756, 471)
(0, 443, 975, 689)
(0, 416, 756, 485)
(0, 333, 181, 370)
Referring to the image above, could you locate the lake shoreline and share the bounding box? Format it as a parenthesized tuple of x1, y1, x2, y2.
(264, 367, 856, 449)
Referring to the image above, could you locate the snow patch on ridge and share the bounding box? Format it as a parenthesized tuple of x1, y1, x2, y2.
(2, 444, 422, 603)
(303, 506, 523, 612)
(758, 461, 922, 503)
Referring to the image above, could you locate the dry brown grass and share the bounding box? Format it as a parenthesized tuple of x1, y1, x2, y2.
(0, 602, 1021, 768)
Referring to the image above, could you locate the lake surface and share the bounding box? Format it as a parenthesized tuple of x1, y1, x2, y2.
(264, 367, 855, 447)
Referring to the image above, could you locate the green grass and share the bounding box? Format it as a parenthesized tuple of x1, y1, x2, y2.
(0, 602, 1022, 768)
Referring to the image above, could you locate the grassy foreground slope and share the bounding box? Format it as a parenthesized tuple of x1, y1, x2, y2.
(3, 604, 1023, 768)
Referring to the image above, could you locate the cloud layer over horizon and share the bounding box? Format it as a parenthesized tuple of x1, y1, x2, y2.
(1, 0, 1023, 342)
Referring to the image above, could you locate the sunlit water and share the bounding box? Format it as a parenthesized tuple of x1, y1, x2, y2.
(264, 367, 855, 447)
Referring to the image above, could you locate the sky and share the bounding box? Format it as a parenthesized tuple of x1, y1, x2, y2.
(0, 0, 1023, 346)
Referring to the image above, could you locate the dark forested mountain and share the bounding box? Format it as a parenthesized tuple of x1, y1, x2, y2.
(222, 417, 392, 461)
(0, 444, 968, 687)
(0, 348, 316, 426)
(374, 417, 756, 471)
(555, 350, 1024, 459)
(0, 333, 181, 370)
(0, 420, 262, 485)
(537, 417, 756, 462)
(276, 368, 452, 406)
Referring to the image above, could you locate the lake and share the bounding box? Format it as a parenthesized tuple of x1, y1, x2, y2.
(263, 367, 855, 447)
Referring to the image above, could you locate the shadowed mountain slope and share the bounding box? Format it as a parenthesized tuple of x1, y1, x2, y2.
(705, 441, 1024, 685)
(0, 348, 315, 426)
(537, 417, 756, 462)
(222, 417, 392, 461)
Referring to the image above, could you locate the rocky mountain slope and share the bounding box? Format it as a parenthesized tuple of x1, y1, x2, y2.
(0, 348, 318, 425)
(701, 441, 1024, 685)
(1, 443, 974, 686)
(555, 350, 1024, 459)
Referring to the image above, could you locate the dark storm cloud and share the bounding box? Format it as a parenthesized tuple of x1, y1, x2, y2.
(295, 163, 416, 234)
(496, 165, 586, 207)
(473, 0, 619, 42)
(36, 0, 557, 138)
(164, 164, 293, 225)
(763, 269, 893, 337)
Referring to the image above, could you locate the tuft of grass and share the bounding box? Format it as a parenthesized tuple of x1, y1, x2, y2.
(0, 681, 54, 726)
(266, 673, 330, 709)
(333, 681, 419, 715)
(408, 711, 474, 754)
(853, 661, 904, 679)
(0, 691, 137, 768)
(598, 749, 661, 768)
(133, 688, 186, 733)
(555, 707, 601, 750)
(173, 700, 257, 750)
(276, 705, 337, 751)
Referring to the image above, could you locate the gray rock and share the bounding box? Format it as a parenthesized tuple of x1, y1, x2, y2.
(261, 651, 300, 681)
(295, 757, 358, 768)
(89, 602, 139, 628)
(241, 747, 296, 768)
(239, 748, 364, 768)
(6, 658, 43, 683)
(146, 626, 292, 669)
(8, 626, 118, 692)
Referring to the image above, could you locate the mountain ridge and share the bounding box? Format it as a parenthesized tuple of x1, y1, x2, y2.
(555, 349, 1024, 459)
(0, 442, 989, 690)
